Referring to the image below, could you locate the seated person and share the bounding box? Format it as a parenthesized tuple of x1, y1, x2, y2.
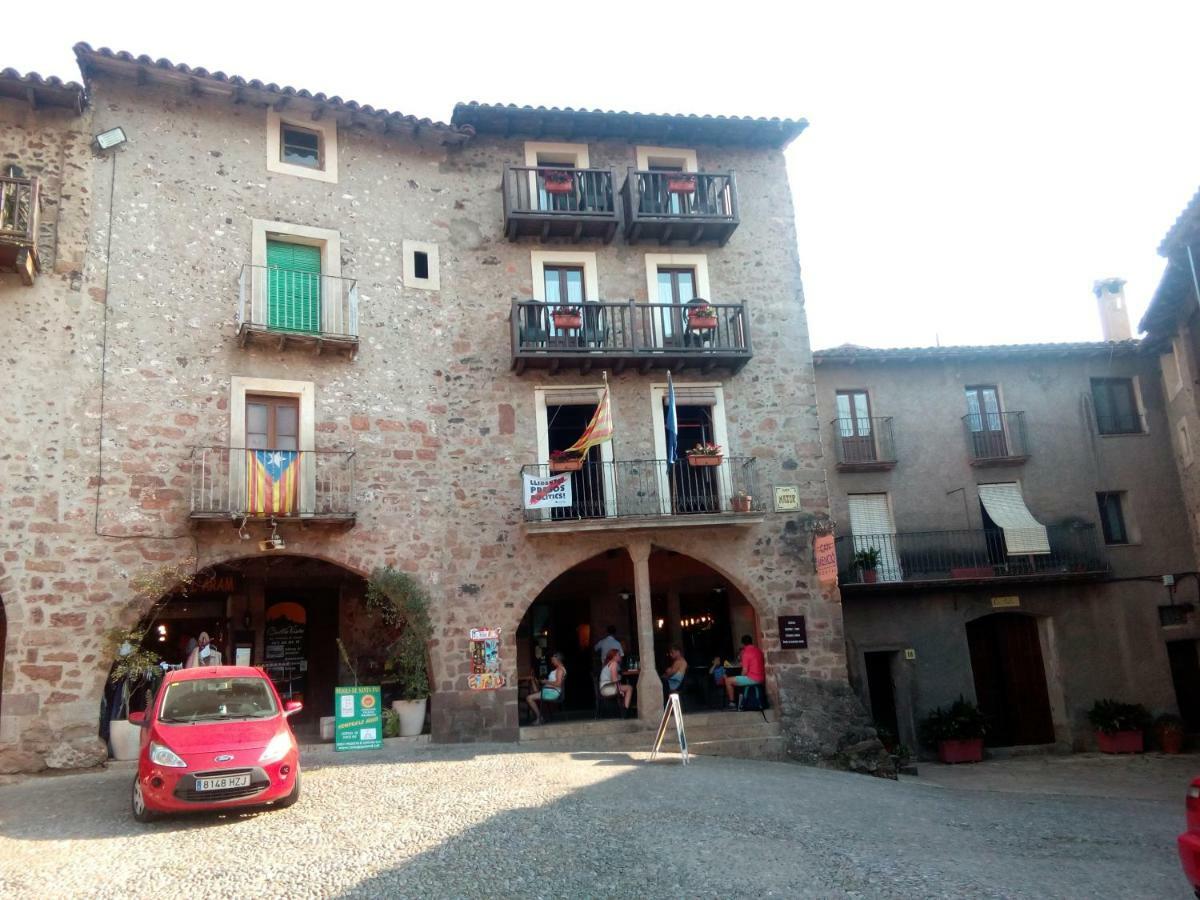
(525, 652, 566, 725)
(660, 646, 688, 699)
(725, 634, 765, 709)
(598, 648, 633, 712)
(709, 656, 726, 687)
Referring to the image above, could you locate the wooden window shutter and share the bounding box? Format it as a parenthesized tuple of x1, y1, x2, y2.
(267, 240, 322, 333)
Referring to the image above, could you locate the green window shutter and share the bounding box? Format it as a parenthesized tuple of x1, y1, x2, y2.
(267, 240, 322, 333)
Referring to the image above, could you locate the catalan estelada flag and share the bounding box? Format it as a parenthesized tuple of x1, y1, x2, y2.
(565, 383, 614, 456)
(246, 449, 299, 516)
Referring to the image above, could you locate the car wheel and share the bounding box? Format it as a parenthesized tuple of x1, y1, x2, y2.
(275, 772, 301, 809)
(131, 778, 157, 823)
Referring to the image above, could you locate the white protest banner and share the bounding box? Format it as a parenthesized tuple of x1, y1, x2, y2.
(522, 472, 573, 509)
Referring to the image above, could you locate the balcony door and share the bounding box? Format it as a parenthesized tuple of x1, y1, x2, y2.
(245, 395, 300, 515)
(542, 265, 594, 343)
(669, 404, 720, 514)
(965, 385, 1006, 458)
(266, 240, 321, 334)
(546, 402, 608, 520)
(655, 266, 698, 346)
(835, 391, 876, 464)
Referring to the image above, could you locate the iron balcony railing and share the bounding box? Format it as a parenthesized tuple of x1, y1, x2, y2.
(502, 166, 619, 241)
(962, 410, 1028, 463)
(520, 457, 762, 524)
(0, 174, 39, 247)
(1094, 411, 1146, 436)
(831, 417, 896, 468)
(237, 264, 359, 341)
(834, 525, 1107, 586)
(511, 300, 751, 371)
(189, 447, 356, 520)
(621, 169, 739, 244)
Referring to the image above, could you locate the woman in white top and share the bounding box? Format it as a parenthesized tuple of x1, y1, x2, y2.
(598, 647, 632, 713)
(526, 652, 566, 725)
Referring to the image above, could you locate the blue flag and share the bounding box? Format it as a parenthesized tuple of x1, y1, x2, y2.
(666, 371, 679, 464)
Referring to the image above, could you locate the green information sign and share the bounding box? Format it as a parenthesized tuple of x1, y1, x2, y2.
(334, 685, 383, 751)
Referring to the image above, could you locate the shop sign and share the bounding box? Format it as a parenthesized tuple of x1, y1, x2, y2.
(522, 472, 573, 509)
(778, 615, 808, 649)
(991, 595, 1021, 609)
(773, 485, 800, 512)
(468, 627, 506, 690)
(334, 685, 383, 751)
(813, 533, 838, 584)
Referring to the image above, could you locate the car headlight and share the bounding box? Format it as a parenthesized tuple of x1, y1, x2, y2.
(258, 732, 294, 765)
(149, 741, 187, 768)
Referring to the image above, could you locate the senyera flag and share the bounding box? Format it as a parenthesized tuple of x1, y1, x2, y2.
(246, 449, 299, 516)
(564, 384, 613, 456)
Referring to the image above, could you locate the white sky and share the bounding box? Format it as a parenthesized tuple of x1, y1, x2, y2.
(11, 1, 1200, 349)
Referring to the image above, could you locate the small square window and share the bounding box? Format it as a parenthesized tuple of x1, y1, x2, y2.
(413, 251, 430, 281)
(281, 124, 322, 169)
(1096, 491, 1129, 545)
(402, 240, 439, 290)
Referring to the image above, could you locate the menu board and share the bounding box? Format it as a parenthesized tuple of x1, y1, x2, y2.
(264, 601, 307, 702)
(778, 615, 808, 649)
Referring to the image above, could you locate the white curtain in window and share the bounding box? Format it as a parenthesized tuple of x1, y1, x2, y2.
(978, 483, 1050, 555)
(847, 493, 901, 581)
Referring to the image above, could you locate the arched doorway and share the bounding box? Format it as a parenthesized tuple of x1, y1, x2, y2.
(966, 613, 1055, 746)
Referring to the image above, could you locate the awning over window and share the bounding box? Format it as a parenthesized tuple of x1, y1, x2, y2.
(978, 483, 1050, 555)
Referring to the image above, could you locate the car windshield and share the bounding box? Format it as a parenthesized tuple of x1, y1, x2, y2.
(159, 677, 279, 723)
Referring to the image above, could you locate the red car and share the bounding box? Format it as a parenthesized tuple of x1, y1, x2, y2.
(128, 665, 302, 822)
(1182, 776, 1200, 898)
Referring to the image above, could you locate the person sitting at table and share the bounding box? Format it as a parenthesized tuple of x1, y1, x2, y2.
(725, 634, 765, 709)
(660, 646, 688, 700)
(526, 652, 566, 725)
(598, 647, 632, 713)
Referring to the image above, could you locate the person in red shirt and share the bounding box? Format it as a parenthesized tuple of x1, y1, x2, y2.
(725, 634, 765, 709)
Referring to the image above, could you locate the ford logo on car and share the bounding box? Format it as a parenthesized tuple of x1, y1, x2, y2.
(213, 754, 234, 762)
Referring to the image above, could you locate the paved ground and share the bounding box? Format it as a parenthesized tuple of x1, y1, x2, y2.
(0, 743, 1193, 899)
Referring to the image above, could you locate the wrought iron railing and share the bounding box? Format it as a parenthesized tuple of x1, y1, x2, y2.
(502, 166, 617, 217)
(962, 410, 1028, 462)
(834, 525, 1107, 585)
(0, 174, 39, 246)
(831, 417, 896, 466)
(1094, 411, 1145, 436)
(622, 169, 737, 220)
(512, 301, 750, 356)
(520, 457, 762, 523)
(237, 264, 359, 340)
(189, 447, 355, 519)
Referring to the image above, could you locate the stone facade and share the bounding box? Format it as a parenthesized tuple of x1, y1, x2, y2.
(0, 53, 852, 770)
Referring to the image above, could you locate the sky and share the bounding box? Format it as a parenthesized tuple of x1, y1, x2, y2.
(10, 1, 1200, 349)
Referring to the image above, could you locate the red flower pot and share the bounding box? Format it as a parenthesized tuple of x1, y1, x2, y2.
(551, 313, 582, 329)
(1096, 730, 1144, 754)
(687, 454, 722, 467)
(1158, 728, 1184, 754)
(549, 458, 583, 473)
(937, 737, 984, 764)
(688, 314, 719, 330)
(667, 175, 696, 193)
(731, 496, 753, 513)
(542, 171, 575, 194)
(861, 569, 878, 584)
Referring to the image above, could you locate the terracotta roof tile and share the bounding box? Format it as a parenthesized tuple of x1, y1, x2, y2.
(0, 68, 86, 110)
(813, 341, 1142, 364)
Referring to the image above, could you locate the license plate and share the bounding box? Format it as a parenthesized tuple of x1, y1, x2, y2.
(195, 774, 251, 791)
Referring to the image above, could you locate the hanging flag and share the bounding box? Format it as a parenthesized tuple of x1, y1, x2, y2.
(246, 449, 300, 516)
(666, 371, 679, 464)
(564, 382, 613, 456)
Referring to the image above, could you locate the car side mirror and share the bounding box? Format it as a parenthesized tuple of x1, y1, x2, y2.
(128, 711, 149, 727)
(284, 700, 302, 717)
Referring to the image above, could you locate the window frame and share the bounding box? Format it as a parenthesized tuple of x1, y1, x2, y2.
(402, 239, 440, 291)
(266, 110, 338, 184)
(1095, 491, 1131, 545)
(279, 122, 324, 171)
(650, 381, 730, 516)
(230, 376, 317, 514)
(1090, 376, 1145, 436)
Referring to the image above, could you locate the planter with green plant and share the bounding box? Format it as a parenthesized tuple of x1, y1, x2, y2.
(550, 306, 582, 329)
(919, 696, 987, 763)
(686, 302, 718, 330)
(1087, 699, 1150, 753)
(686, 442, 723, 467)
(368, 567, 434, 737)
(1154, 712, 1184, 754)
(852, 547, 882, 583)
(549, 449, 583, 473)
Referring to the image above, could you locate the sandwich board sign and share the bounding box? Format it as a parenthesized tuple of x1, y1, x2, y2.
(650, 693, 689, 765)
(334, 685, 383, 751)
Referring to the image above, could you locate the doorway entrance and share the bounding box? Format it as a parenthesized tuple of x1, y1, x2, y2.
(966, 613, 1055, 746)
(1167, 639, 1200, 730)
(863, 651, 900, 746)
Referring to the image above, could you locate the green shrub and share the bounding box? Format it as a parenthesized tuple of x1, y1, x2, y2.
(1086, 699, 1151, 734)
(918, 696, 987, 745)
(367, 567, 433, 701)
(382, 707, 400, 739)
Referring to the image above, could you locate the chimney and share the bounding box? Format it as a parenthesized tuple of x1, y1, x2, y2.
(1093, 278, 1132, 341)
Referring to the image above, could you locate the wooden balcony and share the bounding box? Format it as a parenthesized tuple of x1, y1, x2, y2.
(236, 264, 359, 358)
(502, 166, 619, 242)
(510, 300, 752, 374)
(621, 169, 739, 245)
(0, 175, 40, 284)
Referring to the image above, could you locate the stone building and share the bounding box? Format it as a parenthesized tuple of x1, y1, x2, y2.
(0, 44, 856, 772)
(813, 288, 1200, 753)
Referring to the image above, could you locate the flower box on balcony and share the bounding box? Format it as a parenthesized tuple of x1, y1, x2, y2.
(551, 308, 582, 329)
(686, 442, 723, 467)
(549, 454, 583, 473)
(667, 175, 696, 194)
(541, 170, 575, 194)
(687, 304, 718, 330)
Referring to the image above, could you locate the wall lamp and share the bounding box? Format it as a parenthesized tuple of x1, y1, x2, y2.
(94, 127, 127, 152)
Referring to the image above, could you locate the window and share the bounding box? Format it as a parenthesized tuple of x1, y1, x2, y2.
(650, 382, 730, 516)
(644, 253, 712, 348)
(1091, 378, 1142, 435)
(846, 493, 899, 582)
(635, 146, 698, 215)
(534, 386, 615, 520)
(529, 251, 600, 340)
(1096, 492, 1130, 545)
(1179, 420, 1194, 466)
(230, 376, 316, 515)
(402, 240, 440, 291)
(835, 391, 876, 463)
(413, 252, 429, 280)
(249, 220, 342, 337)
(280, 123, 322, 169)
(524, 142, 589, 212)
(265, 240, 322, 334)
(965, 385, 1006, 457)
(246, 395, 300, 450)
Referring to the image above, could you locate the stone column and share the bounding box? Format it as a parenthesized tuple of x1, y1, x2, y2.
(629, 540, 661, 723)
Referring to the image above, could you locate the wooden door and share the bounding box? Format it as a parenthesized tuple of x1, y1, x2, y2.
(967, 613, 1055, 746)
(965, 385, 1007, 458)
(836, 391, 876, 463)
(655, 266, 698, 346)
(1167, 640, 1200, 730)
(864, 651, 899, 743)
(245, 395, 300, 514)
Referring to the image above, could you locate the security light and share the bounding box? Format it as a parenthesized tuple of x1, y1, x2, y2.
(94, 127, 127, 151)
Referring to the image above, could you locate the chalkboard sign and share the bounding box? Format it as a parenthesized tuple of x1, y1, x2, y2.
(778, 615, 808, 649)
(264, 601, 307, 702)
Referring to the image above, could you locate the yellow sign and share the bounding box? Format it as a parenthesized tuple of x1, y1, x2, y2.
(814, 533, 838, 584)
(773, 485, 800, 512)
(991, 596, 1021, 608)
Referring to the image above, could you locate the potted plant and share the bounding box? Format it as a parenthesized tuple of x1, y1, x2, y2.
(541, 168, 575, 194)
(382, 707, 401, 739)
(1154, 713, 1185, 754)
(367, 567, 433, 737)
(1087, 699, 1150, 753)
(731, 491, 753, 513)
(549, 449, 584, 473)
(686, 302, 719, 330)
(105, 624, 163, 760)
(919, 697, 987, 764)
(550, 305, 582, 329)
(686, 442, 723, 467)
(666, 173, 697, 194)
(852, 548, 881, 583)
